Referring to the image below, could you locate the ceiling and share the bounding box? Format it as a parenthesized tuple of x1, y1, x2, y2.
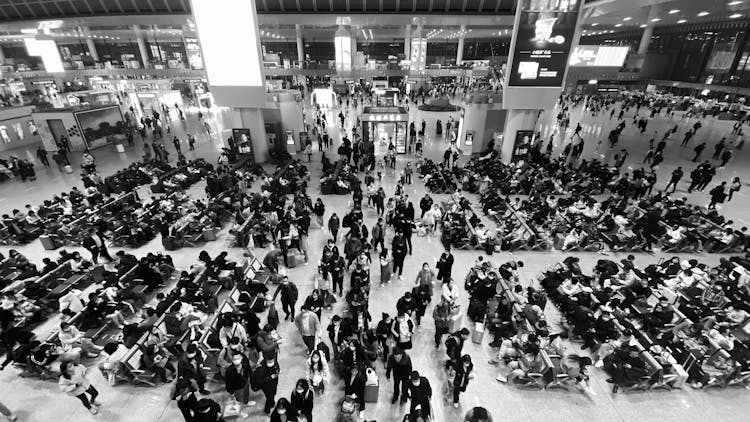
(0, 0, 515, 22)
(581, 0, 750, 35)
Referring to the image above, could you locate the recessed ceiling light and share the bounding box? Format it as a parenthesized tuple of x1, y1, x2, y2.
(623, 17, 632, 21)
(677, 19, 687, 23)
(651, 18, 661, 22)
(698, 11, 709, 16)
(591, 23, 598, 26)
(669, 9, 680, 14)
(615, 23, 622, 27)
(730, 13, 742, 18)
(640, 24, 647, 28)
(728, 1, 742, 5)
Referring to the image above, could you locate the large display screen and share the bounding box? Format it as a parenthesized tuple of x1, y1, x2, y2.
(569, 45, 629, 67)
(508, 0, 580, 87)
(74, 106, 127, 149)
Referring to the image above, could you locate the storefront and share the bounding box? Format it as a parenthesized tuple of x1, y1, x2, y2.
(360, 106, 409, 154)
(373, 88, 400, 106)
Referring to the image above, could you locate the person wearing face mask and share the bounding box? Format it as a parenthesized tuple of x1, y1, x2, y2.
(344, 365, 367, 419)
(342, 339, 367, 373)
(291, 378, 314, 421)
(252, 356, 280, 414)
(391, 312, 415, 350)
(270, 397, 297, 422)
(295, 305, 321, 353)
(376, 313, 394, 362)
(172, 377, 198, 422)
(306, 349, 330, 394)
(415, 262, 436, 297)
(407, 371, 432, 420)
(449, 354, 474, 408)
(327, 315, 351, 359)
(217, 337, 246, 378)
(225, 353, 253, 414)
(386, 347, 413, 404)
(178, 344, 210, 395)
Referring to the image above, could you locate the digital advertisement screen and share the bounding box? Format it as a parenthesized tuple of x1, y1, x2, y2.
(508, 0, 580, 87)
(569, 45, 629, 67)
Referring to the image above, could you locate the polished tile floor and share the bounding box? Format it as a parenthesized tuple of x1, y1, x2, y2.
(0, 93, 749, 422)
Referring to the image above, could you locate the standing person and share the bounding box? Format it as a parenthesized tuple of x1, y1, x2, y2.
(708, 182, 727, 209)
(344, 365, 367, 419)
(328, 213, 340, 243)
(313, 198, 325, 228)
(407, 371, 433, 420)
(178, 344, 210, 395)
(291, 379, 314, 422)
(36, 147, 49, 167)
(687, 166, 704, 193)
(225, 354, 252, 416)
(193, 398, 223, 422)
(720, 149, 733, 167)
(728, 177, 742, 201)
(392, 231, 408, 280)
(294, 305, 320, 353)
(664, 166, 683, 194)
(386, 347, 413, 404)
(450, 355, 474, 408)
(272, 275, 298, 321)
(173, 377, 198, 422)
(0, 401, 17, 421)
(414, 262, 436, 297)
(82, 228, 112, 264)
(692, 142, 707, 162)
(254, 356, 280, 414)
(436, 247, 454, 284)
(173, 136, 182, 154)
(371, 218, 385, 251)
(379, 248, 393, 286)
(391, 312, 415, 350)
(58, 361, 101, 415)
(433, 300, 451, 349)
(419, 194, 433, 219)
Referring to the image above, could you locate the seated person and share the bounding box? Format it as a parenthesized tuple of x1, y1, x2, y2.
(97, 341, 130, 385)
(58, 321, 104, 358)
(496, 343, 545, 384)
(603, 345, 648, 392)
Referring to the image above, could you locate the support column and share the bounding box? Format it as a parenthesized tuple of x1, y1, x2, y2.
(501, 109, 539, 163)
(335, 25, 354, 72)
(82, 27, 99, 62)
(456, 25, 465, 65)
(404, 24, 411, 61)
(132, 25, 150, 69)
(232, 108, 268, 163)
(638, 24, 654, 55)
(410, 24, 425, 71)
(295, 24, 305, 65)
(0, 46, 5, 65)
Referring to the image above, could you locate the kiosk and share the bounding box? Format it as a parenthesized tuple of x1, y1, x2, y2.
(360, 106, 409, 154)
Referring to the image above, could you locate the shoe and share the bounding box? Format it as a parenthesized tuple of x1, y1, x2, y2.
(8, 415, 17, 421)
(398, 276, 403, 281)
(496, 375, 507, 383)
(91, 399, 101, 406)
(87, 352, 100, 358)
(594, 360, 604, 368)
(400, 396, 408, 404)
(391, 395, 398, 404)
(89, 408, 99, 415)
(199, 389, 211, 395)
(359, 411, 365, 419)
(453, 402, 459, 408)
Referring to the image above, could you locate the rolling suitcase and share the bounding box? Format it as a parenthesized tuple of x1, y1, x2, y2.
(449, 313, 463, 333)
(63, 165, 74, 174)
(472, 321, 485, 344)
(364, 368, 379, 403)
(40, 235, 58, 250)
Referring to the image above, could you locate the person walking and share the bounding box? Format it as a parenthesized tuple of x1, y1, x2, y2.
(414, 262, 436, 297)
(344, 365, 367, 419)
(58, 361, 101, 415)
(407, 371, 433, 420)
(294, 305, 320, 352)
(371, 218, 385, 251)
(36, 147, 49, 167)
(328, 213, 340, 243)
(392, 231, 408, 280)
(728, 177, 742, 201)
(254, 356, 280, 414)
(313, 198, 325, 228)
(272, 275, 298, 321)
(692, 142, 706, 162)
(664, 166, 683, 193)
(708, 182, 727, 209)
(379, 248, 393, 286)
(82, 228, 112, 263)
(449, 354, 474, 408)
(386, 347, 413, 404)
(436, 247, 454, 284)
(720, 149, 733, 167)
(225, 354, 253, 416)
(173, 378, 198, 421)
(290, 379, 314, 422)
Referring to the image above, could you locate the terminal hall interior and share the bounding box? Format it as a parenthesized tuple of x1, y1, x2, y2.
(2, 0, 750, 421)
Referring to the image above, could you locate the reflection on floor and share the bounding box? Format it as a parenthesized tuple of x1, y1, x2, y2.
(0, 96, 749, 422)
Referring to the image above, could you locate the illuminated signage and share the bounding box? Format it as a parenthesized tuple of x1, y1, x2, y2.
(569, 45, 629, 67)
(190, 0, 262, 87)
(335, 27, 353, 72)
(184, 37, 204, 70)
(24, 38, 64, 73)
(508, 0, 580, 87)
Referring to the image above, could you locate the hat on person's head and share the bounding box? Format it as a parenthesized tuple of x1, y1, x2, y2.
(410, 371, 420, 381)
(620, 259, 634, 270)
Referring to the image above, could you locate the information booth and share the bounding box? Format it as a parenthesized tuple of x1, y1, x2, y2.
(360, 106, 409, 154)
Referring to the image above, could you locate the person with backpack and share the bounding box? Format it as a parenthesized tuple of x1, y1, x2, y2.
(291, 378, 314, 421)
(252, 356, 280, 414)
(313, 198, 325, 228)
(449, 354, 474, 408)
(708, 182, 728, 209)
(436, 247, 454, 284)
(225, 353, 253, 415)
(328, 213, 340, 243)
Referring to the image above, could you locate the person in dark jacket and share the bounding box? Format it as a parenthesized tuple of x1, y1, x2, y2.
(445, 329, 469, 364)
(193, 398, 223, 422)
(407, 371, 433, 419)
(386, 347, 413, 404)
(436, 247, 455, 283)
(272, 276, 299, 320)
(392, 231, 408, 279)
(82, 228, 111, 263)
(255, 356, 280, 414)
(328, 213, 340, 243)
(270, 397, 297, 422)
(376, 313, 394, 362)
(290, 378, 314, 422)
(178, 344, 209, 395)
(344, 364, 367, 417)
(449, 355, 474, 407)
(225, 354, 252, 409)
(173, 377, 198, 422)
(327, 315, 351, 358)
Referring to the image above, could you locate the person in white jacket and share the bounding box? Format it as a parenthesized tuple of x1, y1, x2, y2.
(306, 349, 330, 394)
(58, 361, 101, 414)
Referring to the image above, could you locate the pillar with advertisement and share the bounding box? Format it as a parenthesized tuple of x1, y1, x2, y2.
(501, 0, 582, 163)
